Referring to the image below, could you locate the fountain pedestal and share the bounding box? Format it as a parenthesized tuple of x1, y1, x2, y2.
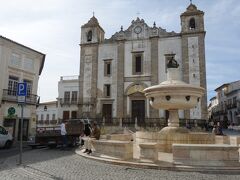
(143, 59, 205, 152)
(167, 110, 179, 127)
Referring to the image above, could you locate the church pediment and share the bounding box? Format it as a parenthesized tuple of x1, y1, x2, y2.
(109, 17, 178, 41)
(126, 84, 145, 96)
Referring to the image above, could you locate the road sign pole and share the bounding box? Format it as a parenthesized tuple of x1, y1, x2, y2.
(19, 104, 23, 165)
(17, 82, 27, 165)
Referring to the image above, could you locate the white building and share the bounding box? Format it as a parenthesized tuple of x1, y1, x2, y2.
(57, 75, 79, 120)
(78, 3, 208, 122)
(0, 36, 45, 140)
(36, 75, 79, 126)
(36, 101, 58, 127)
(208, 96, 218, 119)
(210, 80, 240, 125)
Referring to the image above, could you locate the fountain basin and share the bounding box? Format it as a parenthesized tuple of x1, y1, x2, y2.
(144, 80, 205, 110)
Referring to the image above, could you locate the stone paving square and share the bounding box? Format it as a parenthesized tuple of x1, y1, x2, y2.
(0, 148, 240, 180)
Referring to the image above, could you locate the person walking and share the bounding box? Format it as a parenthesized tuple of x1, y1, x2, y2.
(60, 120, 68, 150)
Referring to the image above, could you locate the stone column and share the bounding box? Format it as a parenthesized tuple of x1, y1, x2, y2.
(181, 36, 190, 119)
(150, 37, 160, 118)
(168, 110, 179, 127)
(90, 45, 99, 117)
(198, 33, 208, 119)
(116, 41, 125, 118)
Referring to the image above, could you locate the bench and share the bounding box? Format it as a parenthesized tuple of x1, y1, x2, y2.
(173, 144, 240, 166)
(92, 140, 133, 160)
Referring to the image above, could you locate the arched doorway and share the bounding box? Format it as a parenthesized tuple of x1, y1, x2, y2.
(125, 83, 147, 126)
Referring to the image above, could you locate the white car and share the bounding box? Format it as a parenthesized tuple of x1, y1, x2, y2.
(0, 126, 13, 148)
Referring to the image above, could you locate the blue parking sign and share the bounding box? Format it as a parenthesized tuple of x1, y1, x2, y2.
(17, 83, 27, 96)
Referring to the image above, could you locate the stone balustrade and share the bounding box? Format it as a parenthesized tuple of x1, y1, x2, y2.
(215, 135, 240, 145)
(92, 140, 133, 160)
(215, 135, 230, 144)
(106, 134, 133, 141)
(139, 143, 158, 162)
(173, 144, 240, 166)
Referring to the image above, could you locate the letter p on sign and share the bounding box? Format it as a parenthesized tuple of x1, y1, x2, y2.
(17, 83, 27, 96)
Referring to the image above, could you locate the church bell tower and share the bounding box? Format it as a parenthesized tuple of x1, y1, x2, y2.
(78, 16, 105, 118)
(180, 2, 207, 119)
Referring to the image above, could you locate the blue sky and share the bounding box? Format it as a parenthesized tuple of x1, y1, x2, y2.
(0, 0, 239, 102)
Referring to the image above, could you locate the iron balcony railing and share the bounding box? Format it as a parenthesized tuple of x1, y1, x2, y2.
(2, 89, 38, 105)
(59, 98, 78, 106)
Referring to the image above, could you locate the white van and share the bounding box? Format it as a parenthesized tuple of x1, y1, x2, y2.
(0, 126, 13, 148)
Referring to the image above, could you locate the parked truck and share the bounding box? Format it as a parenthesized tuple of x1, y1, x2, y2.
(28, 119, 85, 149)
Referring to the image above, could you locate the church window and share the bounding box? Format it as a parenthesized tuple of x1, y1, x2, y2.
(104, 60, 112, 76)
(132, 53, 143, 75)
(189, 18, 196, 29)
(104, 84, 111, 97)
(87, 30, 92, 42)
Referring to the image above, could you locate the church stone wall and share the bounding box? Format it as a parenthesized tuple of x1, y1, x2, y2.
(97, 43, 118, 117)
(124, 40, 151, 77)
(158, 37, 182, 83)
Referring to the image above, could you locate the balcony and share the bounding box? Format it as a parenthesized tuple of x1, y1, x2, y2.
(59, 98, 78, 106)
(226, 103, 237, 109)
(2, 89, 38, 105)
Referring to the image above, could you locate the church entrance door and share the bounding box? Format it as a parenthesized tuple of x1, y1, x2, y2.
(132, 100, 145, 125)
(102, 104, 112, 123)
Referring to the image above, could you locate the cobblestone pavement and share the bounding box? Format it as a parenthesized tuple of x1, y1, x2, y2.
(0, 148, 240, 180)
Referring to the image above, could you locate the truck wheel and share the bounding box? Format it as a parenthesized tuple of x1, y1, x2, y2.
(5, 140, 12, 149)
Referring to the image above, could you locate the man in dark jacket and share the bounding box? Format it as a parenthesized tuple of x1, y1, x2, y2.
(83, 121, 100, 154)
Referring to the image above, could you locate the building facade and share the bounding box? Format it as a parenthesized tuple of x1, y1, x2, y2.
(36, 75, 79, 127)
(36, 101, 58, 127)
(0, 36, 45, 140)
(209, 80, 240, 125)
(78, 3, 207, 122)
(57, 75, 79, 120)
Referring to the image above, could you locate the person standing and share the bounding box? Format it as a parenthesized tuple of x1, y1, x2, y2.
(60, 120, 68, 150)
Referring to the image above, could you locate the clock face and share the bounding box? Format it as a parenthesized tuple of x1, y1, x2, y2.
(134, 26, 142, 34)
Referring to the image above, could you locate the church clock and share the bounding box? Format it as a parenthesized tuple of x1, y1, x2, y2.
(134, 26, 142, 34)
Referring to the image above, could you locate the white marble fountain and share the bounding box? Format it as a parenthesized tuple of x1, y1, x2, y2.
(77, 58, 240, 168)
(144, 57, 204, 130)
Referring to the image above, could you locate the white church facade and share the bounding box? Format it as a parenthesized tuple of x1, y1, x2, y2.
(78, 3, 208, 122)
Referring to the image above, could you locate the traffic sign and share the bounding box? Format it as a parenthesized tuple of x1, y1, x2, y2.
(17, 83, 27, 96)
(17, 82, 27, 104)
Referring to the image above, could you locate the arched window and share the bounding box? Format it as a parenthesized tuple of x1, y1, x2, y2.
(87, 30, 92, 42)
(189, 18, 196, 29)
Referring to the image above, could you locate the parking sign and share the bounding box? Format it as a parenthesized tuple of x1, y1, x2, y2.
(17, 83, 27, 96)
(17, 82, 27, 103)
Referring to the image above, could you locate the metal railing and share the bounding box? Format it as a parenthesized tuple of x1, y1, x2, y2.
(2, 89, 38, 105)
(59, 98, 78, 105)
(80, 117, 207, 130)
